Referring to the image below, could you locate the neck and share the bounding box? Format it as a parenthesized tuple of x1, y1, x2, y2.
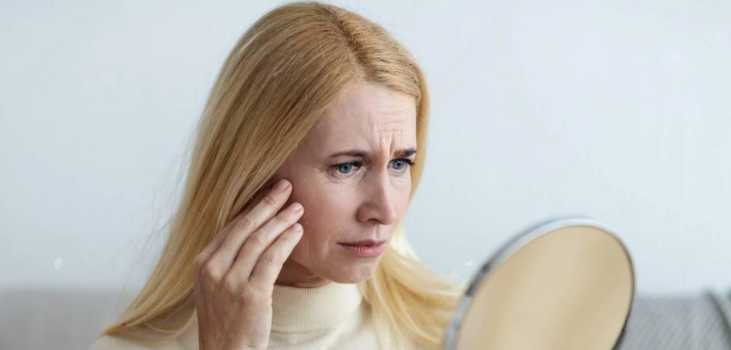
(275, 257, 330, 287)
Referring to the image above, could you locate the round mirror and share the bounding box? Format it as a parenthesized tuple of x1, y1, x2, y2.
(444, 217, 635, 350)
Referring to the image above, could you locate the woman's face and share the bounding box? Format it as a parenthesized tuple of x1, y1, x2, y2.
(273, 81, 417, 287)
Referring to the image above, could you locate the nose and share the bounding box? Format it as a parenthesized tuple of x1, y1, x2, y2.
(356, 170, 398, 226)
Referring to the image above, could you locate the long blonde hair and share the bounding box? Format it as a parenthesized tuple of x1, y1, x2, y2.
(99, 1, 465, 348)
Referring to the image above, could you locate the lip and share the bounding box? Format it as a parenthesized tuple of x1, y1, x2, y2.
(339, 239, 386, 246)
(338, 240, 387, 258)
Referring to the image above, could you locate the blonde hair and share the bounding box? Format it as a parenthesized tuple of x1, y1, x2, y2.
(99, 1, 465, 349)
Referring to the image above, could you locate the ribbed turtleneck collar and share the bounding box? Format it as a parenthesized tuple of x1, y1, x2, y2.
(176, 282, 365, 349)
(270, 281, 364, 333)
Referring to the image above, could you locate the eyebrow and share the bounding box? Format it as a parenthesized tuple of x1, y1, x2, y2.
(328, 148, 417, 160)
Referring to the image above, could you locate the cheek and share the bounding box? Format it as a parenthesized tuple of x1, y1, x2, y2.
(293, 181, 351, 225)
(298, 202, 347, 238)
(395, 181, 412, 213)
(289, 211, 339, 265)
(289, 188, 348, 253)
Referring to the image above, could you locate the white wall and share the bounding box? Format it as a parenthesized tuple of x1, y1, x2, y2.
(2, 0, 729, 295)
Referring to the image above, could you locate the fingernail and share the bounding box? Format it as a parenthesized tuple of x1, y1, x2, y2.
(274, 180, 289, 192)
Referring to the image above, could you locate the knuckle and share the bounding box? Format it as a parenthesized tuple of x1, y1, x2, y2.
(247, 231, 268, 247)
(234, 215, 256, 232)
(260, 251, 281, 266)
(272, 213, 289, 224)
(239, 283, 258, 301)
(221, 274, 241, 295)
(201, 260, 223, 281)
(239, 284, 261, 303)
(262, 193, 277, 207)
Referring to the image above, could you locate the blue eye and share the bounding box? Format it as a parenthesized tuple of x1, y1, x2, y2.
(335, 162, 361, 175)
(332, 159, 416, 176)
(392, 159, 415, 171)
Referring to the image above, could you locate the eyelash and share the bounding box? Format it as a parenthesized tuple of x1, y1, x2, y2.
(332, 159, 416, 176)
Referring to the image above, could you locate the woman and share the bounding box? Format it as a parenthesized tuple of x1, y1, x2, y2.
(90, 2, 465, 349)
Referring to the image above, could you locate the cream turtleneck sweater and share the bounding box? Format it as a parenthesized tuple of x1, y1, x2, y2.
(88, 282, 383, 350)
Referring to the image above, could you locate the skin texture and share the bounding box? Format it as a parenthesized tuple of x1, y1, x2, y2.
(273, 81, 418, 288)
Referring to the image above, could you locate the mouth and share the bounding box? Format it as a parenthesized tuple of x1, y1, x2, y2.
(337, 239, 388, 258)
(339, 239, 387, 246)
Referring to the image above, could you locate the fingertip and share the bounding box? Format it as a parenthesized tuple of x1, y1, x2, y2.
(273, 179, 291, 193)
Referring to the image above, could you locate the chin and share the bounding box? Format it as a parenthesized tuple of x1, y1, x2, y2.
(327, 262, 380, 284)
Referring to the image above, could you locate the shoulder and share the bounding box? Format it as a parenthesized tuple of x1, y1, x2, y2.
(88, 335, 188, 350)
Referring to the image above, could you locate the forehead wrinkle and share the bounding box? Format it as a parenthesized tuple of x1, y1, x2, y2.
(365, 122, 409, 159)
(353, 105, 407, 143)
(311, 82, 416, 160)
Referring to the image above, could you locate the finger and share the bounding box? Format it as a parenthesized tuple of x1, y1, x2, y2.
(196, 186, 271, 264)
(249, 224, 303, 287)
(230, 201, 303, 279)
(209, 179, 292, 268)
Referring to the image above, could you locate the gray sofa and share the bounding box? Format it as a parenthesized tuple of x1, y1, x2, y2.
(620, 290, 731, 350)
(2, 287, 730, 350)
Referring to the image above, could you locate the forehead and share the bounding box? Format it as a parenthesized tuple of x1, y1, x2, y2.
(307, 82, 417, 150)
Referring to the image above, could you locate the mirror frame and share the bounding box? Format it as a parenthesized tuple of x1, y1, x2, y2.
(443, 216, 636, 350)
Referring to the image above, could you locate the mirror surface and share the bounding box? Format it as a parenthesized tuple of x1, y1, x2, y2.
(444, 218, 635, 350)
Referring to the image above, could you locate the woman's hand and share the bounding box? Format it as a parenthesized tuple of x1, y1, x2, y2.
(193, 179, 304, 350)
